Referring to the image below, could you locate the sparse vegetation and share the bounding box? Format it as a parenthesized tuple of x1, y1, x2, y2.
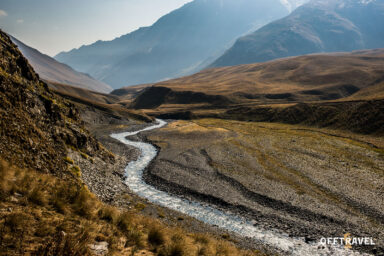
(147, 118, 384, 254)
(148, 225, 166, 247)
(64, 156, 75, 164)
(0, 159, 260, 255)
(70, 165, 81, 177)
(80, 152, 89, 159)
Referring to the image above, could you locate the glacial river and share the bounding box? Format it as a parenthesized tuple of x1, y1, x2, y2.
(110, 119, 369, 256)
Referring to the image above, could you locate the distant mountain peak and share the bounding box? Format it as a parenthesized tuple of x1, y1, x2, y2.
(211, 0, 384, 67)
(54, 0, 291, 89)
(280, 0, 309, 12)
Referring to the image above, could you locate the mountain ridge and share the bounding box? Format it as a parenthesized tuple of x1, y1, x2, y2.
(55, 0, 292, 88)
(11, 36, 113, 93)
(211, 0, 384, 67)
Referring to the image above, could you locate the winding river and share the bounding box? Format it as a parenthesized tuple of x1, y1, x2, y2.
(110, 119, 369, 256)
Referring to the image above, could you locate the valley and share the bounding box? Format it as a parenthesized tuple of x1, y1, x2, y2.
(30, 44, 384, 255)
(1, 0, 384, 255)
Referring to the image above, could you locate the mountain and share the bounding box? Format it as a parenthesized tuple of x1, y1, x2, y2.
(54, 0, 293, 88)
(211, 0, 384, 67)
(10, 36, 113, 93)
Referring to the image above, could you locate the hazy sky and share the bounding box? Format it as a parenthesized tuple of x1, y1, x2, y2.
(0, 0, 192, 56)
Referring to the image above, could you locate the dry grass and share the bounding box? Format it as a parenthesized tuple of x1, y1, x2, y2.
(0, 159, 262, 256)
(153, 51, 384, 103)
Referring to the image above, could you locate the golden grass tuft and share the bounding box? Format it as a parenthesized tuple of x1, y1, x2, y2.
(0, 159, 264, 256)
(63, 156, 74, 165)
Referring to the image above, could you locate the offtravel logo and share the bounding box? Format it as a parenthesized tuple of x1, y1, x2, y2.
(320, 233, 375, 249)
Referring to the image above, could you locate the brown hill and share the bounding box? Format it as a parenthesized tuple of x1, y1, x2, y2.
(129, 50, 384, 134)
(148, 50, 384, 105)
(48, 81, 153, 124)
(11, 36, 112, 93)
(111, 84, 153, 99)
(48, 81, 120, 105)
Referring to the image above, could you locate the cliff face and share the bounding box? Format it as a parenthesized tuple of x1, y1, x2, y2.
(0, 30, 113, 174)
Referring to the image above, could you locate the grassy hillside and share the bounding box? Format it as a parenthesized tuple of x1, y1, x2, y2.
(150, 50, 384, 103)
(0, 160, 261, 256)
(48, 82, 120, 105)
(126, 50, 384, 135)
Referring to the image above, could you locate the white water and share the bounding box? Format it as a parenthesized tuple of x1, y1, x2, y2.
(110, 119, 370, 256)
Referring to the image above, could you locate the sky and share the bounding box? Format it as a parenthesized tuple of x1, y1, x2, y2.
(0, 0, 192, 56)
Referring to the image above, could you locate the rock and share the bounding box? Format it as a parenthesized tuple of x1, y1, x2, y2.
(88, 241, 109, 256)
(117, 237, 127, 250)
(9, 196, 18, 203)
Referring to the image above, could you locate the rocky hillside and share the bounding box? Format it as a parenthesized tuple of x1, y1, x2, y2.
(0, 30, 112, 175)
(55, 0, 290, 88)
(212, 0, 384, 67)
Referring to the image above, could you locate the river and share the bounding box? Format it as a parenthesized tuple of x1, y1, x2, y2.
(110, 119, 368, 256)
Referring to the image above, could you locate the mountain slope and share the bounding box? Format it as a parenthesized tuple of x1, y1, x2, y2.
(11, 36, 112, 93)
(0, 30, 113, 174)
(55, 0, 291, 88)
(212, 0, 384, 67)
(129, 50, 384, 134)
(141, 49, 384, 105)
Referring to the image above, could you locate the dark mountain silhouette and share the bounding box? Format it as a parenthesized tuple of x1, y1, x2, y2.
(55, 0, 292, 88)
(11, 36, 112, 93)
(212, 0, 384, 67)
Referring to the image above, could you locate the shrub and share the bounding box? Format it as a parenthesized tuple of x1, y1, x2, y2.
(4, 212, 28, 233)
(28, 186, 46, 206)
(117, 212, 134, 232)
(63, 157, 74, 165)
(148, 226, 165, 247)
(158, 241, 186, 256)
(73, 188, 95, 219)
(51, 196, 67, 214)
(33, 229, 91, 256)
(80, 152, 88, 159)
(126, 229, 145, 249)
(70, 165, 81, 177)
(134, 202, 146, 211)
(197, 246, 210, 256)
(194, 234, 210, 245)
(98, 206, 119, 224)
